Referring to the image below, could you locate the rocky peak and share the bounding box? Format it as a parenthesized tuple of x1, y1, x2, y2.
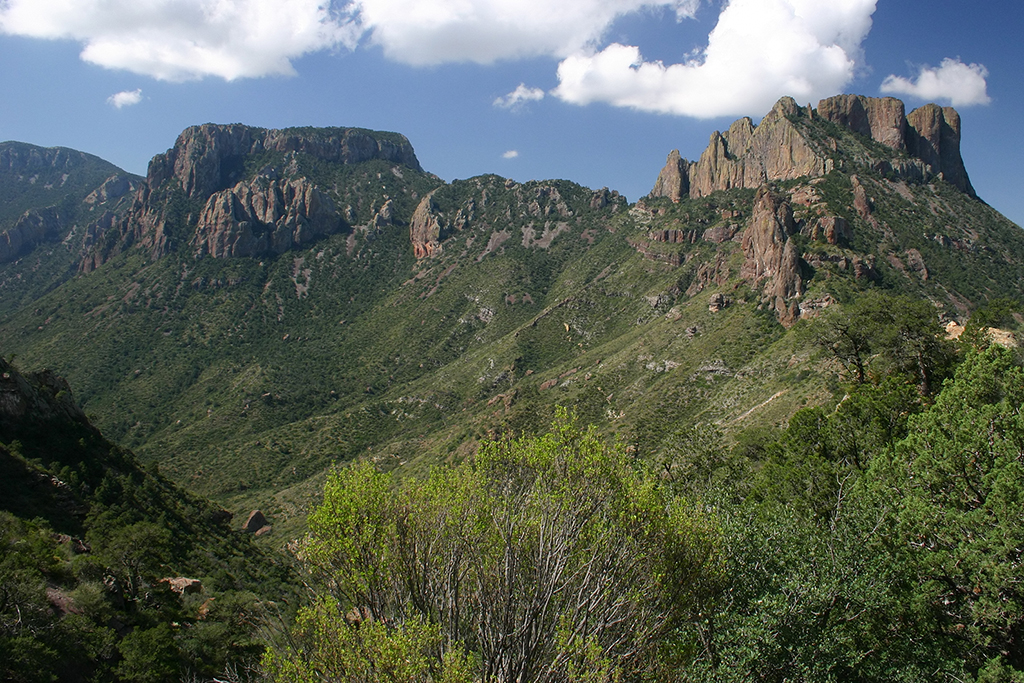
(650, 94, 976, 202)
(816, 94, 908, 150)
(147, 124, 422, 200)
(650, 150, 689, 202)
(906, 104, 974, 196)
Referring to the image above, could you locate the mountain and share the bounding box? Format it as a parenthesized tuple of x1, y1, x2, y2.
(0, 95, 1020, 528)
(0, 355, 296, 681)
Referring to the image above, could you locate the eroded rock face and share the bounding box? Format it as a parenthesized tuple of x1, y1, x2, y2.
(83, 124, 421, 269)
(817, 94, 908, 150)
(193, 177, 343, 258)
(0, 207, 62, 263)
(410, 191, 443, 258)
(688, 98, 828, 198)
(650, 94, 975, 201)
(741, 187, 804, 323)
(650, 150, 689, 203)
(148, 124, 422, 200)
(906, 104, 974, 196)
(0, 357, 87, 430)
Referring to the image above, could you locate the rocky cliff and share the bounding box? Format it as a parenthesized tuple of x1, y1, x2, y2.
(82, 124, 422, 269)
(650, 94, 975, 201)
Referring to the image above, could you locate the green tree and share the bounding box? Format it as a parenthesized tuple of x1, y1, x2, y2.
(277, 409, 724, 682)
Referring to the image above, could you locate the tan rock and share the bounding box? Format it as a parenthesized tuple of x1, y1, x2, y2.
(906, 104, 975, 196)
(650, 150, 689, 202)
(816, 94, 908, 150)
(410, 191, 443, 258)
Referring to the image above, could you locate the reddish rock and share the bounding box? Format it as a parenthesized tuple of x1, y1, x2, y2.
(243, 510, 268, 533)
(410, 191, 443, 259)
(906, 104, 975, 196)
(649, 150, 689, 203)
(816, 94, 908, 150)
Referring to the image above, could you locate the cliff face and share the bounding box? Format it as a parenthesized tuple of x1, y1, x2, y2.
(193, 177, 342, 258)
(740, 187, 804, 325)
(83, 124, 421, 269)
(650, 94, 976, 202)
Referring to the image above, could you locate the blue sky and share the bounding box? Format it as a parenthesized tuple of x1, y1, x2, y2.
(1, 0, 1021, 226)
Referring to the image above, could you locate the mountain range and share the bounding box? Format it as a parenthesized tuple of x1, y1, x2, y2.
(1, 93, 1022, 527)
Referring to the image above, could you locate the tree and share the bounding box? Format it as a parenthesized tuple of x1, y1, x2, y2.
(276, 409, 724, 682)
(814, 291, 955, 394)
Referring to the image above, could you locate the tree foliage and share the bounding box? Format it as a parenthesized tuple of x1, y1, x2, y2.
(277, 409, 724, 682)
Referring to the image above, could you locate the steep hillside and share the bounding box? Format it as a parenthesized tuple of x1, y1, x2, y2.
(0, 96, 1021, 530)
(0, 356, 296, 681)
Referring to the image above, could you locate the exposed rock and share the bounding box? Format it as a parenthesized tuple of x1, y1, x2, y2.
(702, 224, 740, 244)
(149, 124, 421, 200)
(650, 150, 689, 202)
(708, 293, 729, 312)
(254, 525, 273, 537)
(83, 174, 135, 205)
(0, 356, 88, 429)
(906, 104, 975, 196)
(242, 510, 268, 533)
(905, 248, 929, 280)
(193, 177, 343, 258)
(740, 187, 804, 324)
(160, 577, 203, 595)
(410, 191, 443, 258)
(816, 94, 908, 150)
(687, 98, 828, 198)
(0, 206, 62, 263)
(650, 94, 975, 202)
(814, 216, 852, 245)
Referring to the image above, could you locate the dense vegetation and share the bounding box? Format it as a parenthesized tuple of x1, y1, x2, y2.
(263, 304, 1024, 682)
(0, 358, 298, 682)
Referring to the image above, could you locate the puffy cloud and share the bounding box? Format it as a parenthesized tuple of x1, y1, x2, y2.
(553, 0, 878, 118)
(107, 88, 143, 108)
(0, 0, 358, 81)
(352, 0, 701, 66)
(880, 58, 991, 107)
(502, 150, 520, 159)
(494, 83, 545, 109)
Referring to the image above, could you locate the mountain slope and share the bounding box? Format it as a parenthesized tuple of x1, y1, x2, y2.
(0, 96, 1021, 528)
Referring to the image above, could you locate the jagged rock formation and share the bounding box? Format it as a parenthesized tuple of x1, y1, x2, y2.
(410, 191, 444, 258)
(650, 150, 689, 203)
(147, 124, 421, 200)
(83, 174, 135, 205)
(0, 206, 62, 263)
(193, 177, 342, 258)
(905, 104, 974, 196)
(738, 187, 804, 326)
(82, 124, 421, 269)
(816, 94, 908, 150)
(650, 94, 975, 201)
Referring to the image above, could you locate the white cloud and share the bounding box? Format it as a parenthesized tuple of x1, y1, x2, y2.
(880, 58, 991, 107)
(107, 88, 143, 108)
(553, 0, 878, 118)
(502, 150, 519, 159)
(352, 0, 702, 66)
(494, 83, 545, 109)
(0, 0, 359, 81)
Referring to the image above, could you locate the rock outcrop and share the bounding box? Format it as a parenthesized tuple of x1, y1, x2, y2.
(816, 94, 908, 150)
(0, 206, 62, 263)
(650, 150, 689, 202)
(651, 94, 975, 201)
(740, 187, 804, 324)
(193, 177, 343, 258)
(82, 124, 421, 269)
(147, 124, 421, 200)
(906, 104, 974, 196)
(0, 356, 88, 430)
(410, 191, 444, 258)
(242, 510, 268, 533)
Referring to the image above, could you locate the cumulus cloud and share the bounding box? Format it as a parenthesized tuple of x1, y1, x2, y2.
(352, 0, 702, 66)
(107, 88, 143, 108)
(553, 0, 878, 118)
(494, 83, 545, 109)
(0, 0, 358, 81)
(502, 150, 520, 159)
(880, 58, 991, 107)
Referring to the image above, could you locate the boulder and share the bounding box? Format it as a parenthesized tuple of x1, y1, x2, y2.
(243, 510, 268, 533)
